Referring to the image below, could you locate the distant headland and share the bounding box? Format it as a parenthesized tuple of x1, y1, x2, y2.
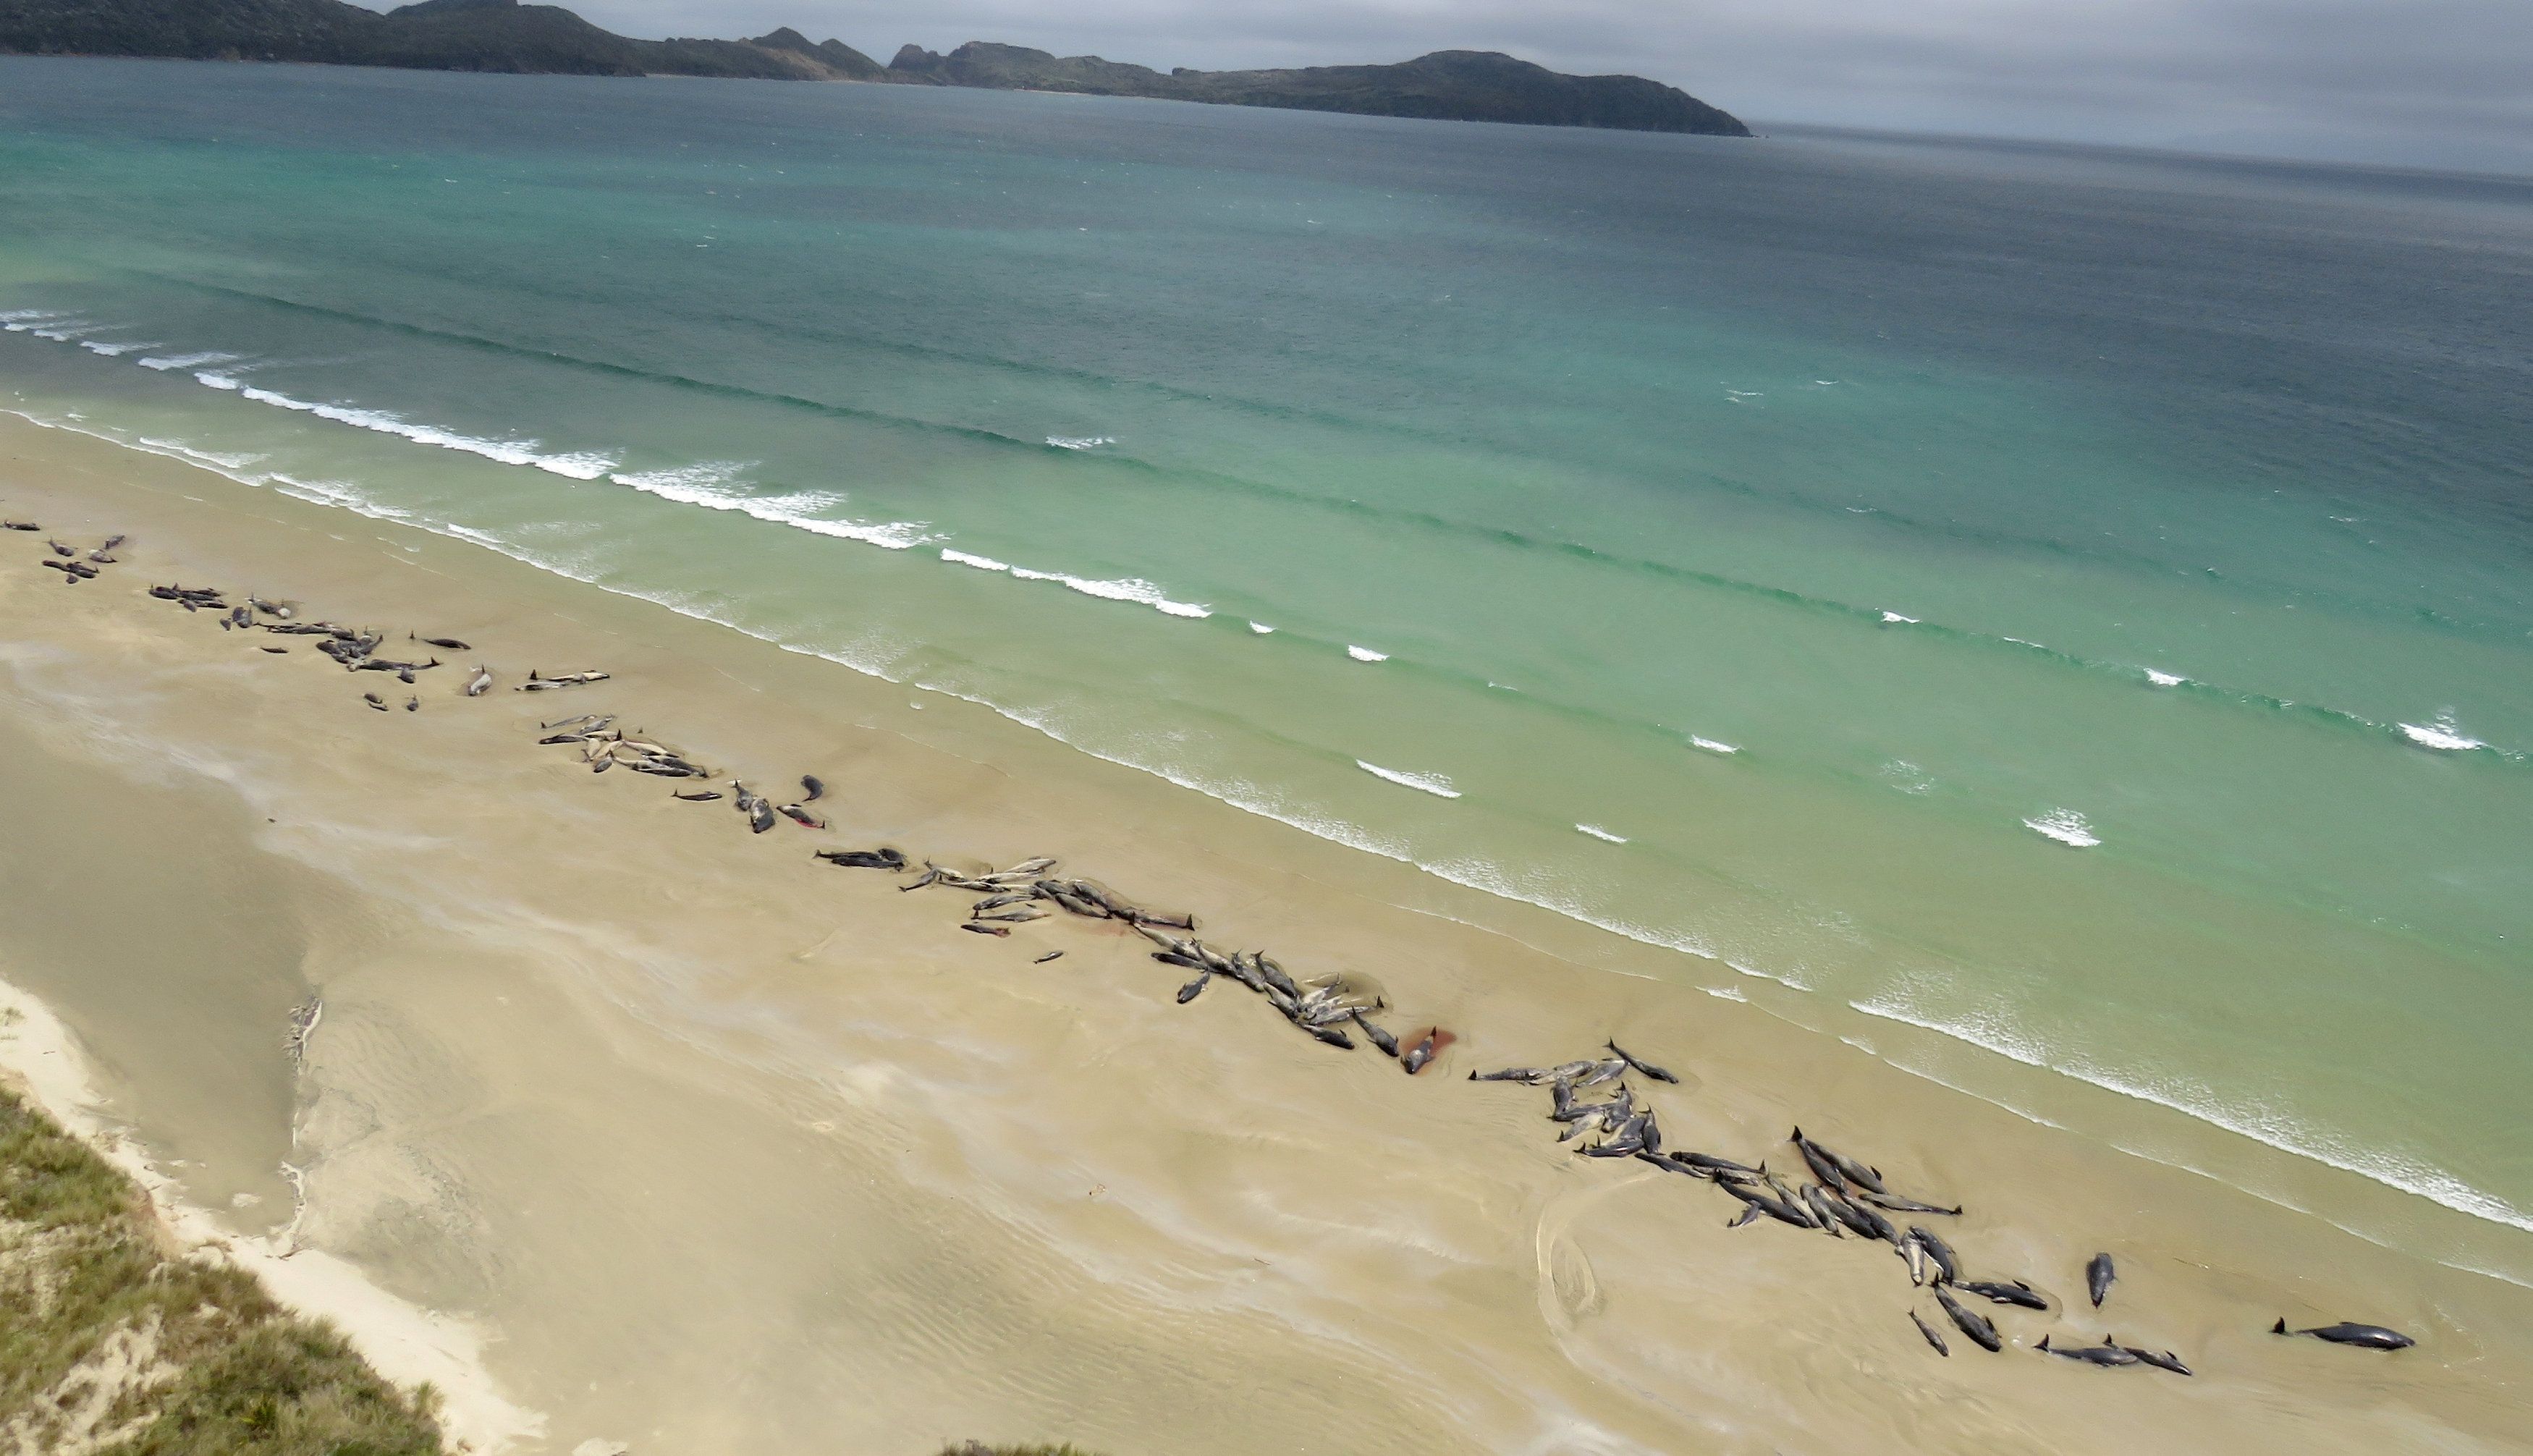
(0, 0, 1753, 137)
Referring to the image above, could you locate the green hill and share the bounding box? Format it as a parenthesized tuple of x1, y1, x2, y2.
(0, 0, 1747, 136)
(888, 42, 1751, 135)
(0, 0, 874, 78)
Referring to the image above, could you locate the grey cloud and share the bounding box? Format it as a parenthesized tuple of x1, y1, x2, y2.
(568, 0, 2533, 172)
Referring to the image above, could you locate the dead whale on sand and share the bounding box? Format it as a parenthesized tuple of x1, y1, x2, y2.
(2271, 1319, 2414, 1350)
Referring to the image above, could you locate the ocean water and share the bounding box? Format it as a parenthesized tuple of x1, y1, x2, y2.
(4, 59, 2529, 1279)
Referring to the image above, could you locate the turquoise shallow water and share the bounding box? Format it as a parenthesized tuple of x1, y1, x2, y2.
(4, 59, 2529, 1279)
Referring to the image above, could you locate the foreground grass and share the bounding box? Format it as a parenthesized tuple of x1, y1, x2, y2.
(0, 1085, 443, 1456)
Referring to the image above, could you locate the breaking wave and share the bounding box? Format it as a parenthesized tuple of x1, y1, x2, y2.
(608, 465, 931, 550)
(936, 546, 1210, 618)
(1355, 760, 1461, 798)
(2399, 716, 2486, 752)
(2023, 808, 2101, 847)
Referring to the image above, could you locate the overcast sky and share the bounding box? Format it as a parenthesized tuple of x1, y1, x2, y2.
(570, 0, 2533, 174)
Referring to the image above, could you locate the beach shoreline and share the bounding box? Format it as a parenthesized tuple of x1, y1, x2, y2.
(3, 413, 2527, 1454)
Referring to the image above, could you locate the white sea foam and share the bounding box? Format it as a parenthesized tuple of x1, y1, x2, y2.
(609, 465, 931, 550)
(80, 339, 159, 357)
(1688, 735, 1740, 755)
(137, 351, 241, 371)
(1248, 621, 1274, 634)
(934, 544, 1212, 617)
(28, 322, 98, 342)
(195, 371, 242, 391)
(270, 473, 415, 520)
(1045, 435, 1115, 450)
(1003, 564, 1211, 617)
(1879, 610, 1919, 625)
(234, 385, 619, 478)
(1347, 645, 1388, 662)
(1355, 761, 1460, 799)
(2145, 669, 2186, 687)
(0, 309, 65, 325)
(135, 437, 268, 473)
(1849, 996, 2533, 1236)
(2023, 808, 2100, 847)
(1575, 823, 1628, 843)
(2398, 717, 2485, 752)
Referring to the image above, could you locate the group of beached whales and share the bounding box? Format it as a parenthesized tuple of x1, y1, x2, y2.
(1468, 1057, 2416, 1365)
(41, 538, 2416, 1374)
(125, 564, 601, 711)
(12, 525, 130, 585)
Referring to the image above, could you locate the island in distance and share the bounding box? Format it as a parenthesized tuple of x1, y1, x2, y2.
(0, 0, 1753, 137)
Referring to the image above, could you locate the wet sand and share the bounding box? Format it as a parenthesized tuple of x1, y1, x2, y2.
(1, 413, 2527, 1455)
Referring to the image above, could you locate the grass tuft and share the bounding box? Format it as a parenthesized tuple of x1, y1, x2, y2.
(0, 1085, 443, 1456)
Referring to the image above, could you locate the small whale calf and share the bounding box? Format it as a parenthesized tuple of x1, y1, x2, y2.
(777, 803, 826, 829)
(1606, 1039, 1680, 1083)
(2272, 1319, 2414, 1350)
(800, 774, 826, 802)
(673, 790, 723, 802)
(1911, 1309, 1950, 1356)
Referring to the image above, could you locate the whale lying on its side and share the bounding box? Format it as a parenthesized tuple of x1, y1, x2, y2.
(2272, 1319, 2414, 1350)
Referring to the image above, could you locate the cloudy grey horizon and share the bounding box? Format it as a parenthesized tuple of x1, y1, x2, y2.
(552, 0, 2533, 174)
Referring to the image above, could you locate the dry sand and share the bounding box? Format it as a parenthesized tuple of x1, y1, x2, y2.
(1, 413, 2527, 1455)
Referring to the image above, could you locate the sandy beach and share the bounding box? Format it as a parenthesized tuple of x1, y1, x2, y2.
(2, 412, 2527, 1455)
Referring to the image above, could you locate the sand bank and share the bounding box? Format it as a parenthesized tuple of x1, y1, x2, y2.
(1, 413, 2526, 1454)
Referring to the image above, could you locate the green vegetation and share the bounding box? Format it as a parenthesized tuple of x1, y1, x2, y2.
(0, 0, 1748, 136)
(0, 0, 874, 79)
(887, 43, 1751, 136)
(0, 1085, 444, 1456)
